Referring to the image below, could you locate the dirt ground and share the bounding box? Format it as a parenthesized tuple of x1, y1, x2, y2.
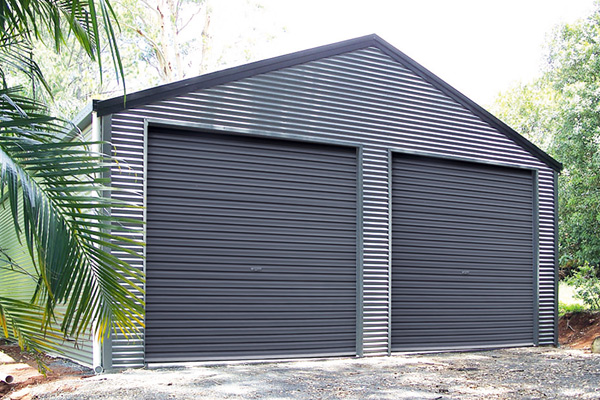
(1, 313, 599, 399)
(15, 347, 600, 400)
(559, 311, 600, 349)
(0, 342, 92, 400)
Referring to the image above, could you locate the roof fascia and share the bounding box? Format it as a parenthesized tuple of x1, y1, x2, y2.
(94, 35, 378, 117)
(72, 100, 94, 130)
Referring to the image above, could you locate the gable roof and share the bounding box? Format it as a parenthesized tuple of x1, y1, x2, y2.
(93, 34, 562, 172)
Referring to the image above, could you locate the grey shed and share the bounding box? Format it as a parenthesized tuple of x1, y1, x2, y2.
(73, 34, 560, 370)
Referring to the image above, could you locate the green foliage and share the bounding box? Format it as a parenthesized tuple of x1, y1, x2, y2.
(0, 0, 125, 89)
(20, 0, 284, 120)
(548, 12, 600, 269)
(492, 80, 559, 151)
(0, 87, 145, 344)
(558, 301, 586, 316)
(491, 6, 600, 271)
(565, 262, 600, 310)
(0, 0, 145, 365)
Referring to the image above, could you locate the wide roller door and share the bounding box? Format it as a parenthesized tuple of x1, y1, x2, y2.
(391, 154, 535, 351)
(145, 127, 357, 363)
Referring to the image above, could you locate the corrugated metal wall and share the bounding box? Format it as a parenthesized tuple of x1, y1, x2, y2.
(107, 46, 556, 367)
(0, 196, 35, 303)
(391, 154, 535, 351)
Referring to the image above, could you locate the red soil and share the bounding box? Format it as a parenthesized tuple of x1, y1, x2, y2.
(558, 311, 600, 350)
(0, 342, 91, 399)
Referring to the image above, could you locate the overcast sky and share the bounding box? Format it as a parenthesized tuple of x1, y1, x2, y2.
(213, 0, 596, 107)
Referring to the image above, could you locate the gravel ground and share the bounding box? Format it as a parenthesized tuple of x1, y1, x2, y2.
(24, 347, 600, 400)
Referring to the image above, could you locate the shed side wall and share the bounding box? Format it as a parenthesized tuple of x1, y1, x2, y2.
(107, 46, 556, 367)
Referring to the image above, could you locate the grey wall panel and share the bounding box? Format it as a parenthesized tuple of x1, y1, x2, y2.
(108, 46, 556, 366)
(391, 154, 535, 350)
(537, 171, 557, 344)
(106, 114, 145, 369)
(144, 127, 357, 362)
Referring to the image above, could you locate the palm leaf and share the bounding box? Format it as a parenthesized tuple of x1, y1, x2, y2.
(0, 0, 124, 89)
(0, 34, 49, 91)
(0, 296, 63, 373)
(1, 87, 144, 347)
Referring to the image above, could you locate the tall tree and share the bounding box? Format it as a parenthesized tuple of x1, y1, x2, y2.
(0, 0, 144, 361)
(120, 0, 211, 82)
(117, 0, 277, 84)
(492, 5, 600, 273)
(15, 0, 280, 120)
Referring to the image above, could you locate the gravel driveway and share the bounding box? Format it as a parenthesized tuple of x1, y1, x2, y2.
(24, 347, 600, 400)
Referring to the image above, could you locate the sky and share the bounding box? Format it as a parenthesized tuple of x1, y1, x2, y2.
(211, 0, 597, 107)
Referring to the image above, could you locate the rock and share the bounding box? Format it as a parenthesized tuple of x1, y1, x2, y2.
(592, 337, 600, 353)
(0, 352, 15, 363)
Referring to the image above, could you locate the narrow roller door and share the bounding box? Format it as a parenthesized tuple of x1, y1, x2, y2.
(391, 154, 535, 351)
(145, 127, 357, 362)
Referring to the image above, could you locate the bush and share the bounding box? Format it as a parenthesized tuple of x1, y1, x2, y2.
(560, 258, 580, 280)
(565, 262, 600, 310)
(558, 301, 586, 316)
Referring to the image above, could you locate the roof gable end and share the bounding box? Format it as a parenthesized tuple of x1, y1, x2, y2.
(94, 34, 561, 171)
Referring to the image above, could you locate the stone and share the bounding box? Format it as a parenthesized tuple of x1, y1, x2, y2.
(592, 337, 600, 353)
(0, 352, 14, 363)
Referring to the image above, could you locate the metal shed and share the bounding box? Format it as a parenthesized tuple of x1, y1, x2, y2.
(76, 34, 560, 370)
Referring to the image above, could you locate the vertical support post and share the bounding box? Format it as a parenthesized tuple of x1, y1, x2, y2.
(91, 109, 102, 371)
(355, 145, 364, 357)
(101, 114, 114, 370)
(532, 170, 540, 346)
(92, 112, 114, 371)
(553, 170, 559, 347)
(387, 150, 393, 356)
(142, 120, 150, 366)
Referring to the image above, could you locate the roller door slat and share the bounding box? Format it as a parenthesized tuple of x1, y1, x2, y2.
(146, 128, 357, 362)
(391, 154, 535, 351)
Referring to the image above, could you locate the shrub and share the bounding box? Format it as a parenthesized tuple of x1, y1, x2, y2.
(558, 301, 586, 316)
(565, 262, 600, 310)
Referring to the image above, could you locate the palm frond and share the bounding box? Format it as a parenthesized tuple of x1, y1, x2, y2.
(1, 87, 144, 346)
(0, 33, 50, 92)
(0, 0, 124, 87)
(0, 295, 63, 373)
(0, 247, 39, 280)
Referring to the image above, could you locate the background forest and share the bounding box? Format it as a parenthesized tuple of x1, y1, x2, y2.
(16, 0, 600, 280)
(2, 0, 600, 358)
(491, 5, 600, 310)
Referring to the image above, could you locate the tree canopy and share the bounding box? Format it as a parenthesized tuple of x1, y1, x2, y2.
(492, 5, 600, 274)
(23, 0, 279, 120)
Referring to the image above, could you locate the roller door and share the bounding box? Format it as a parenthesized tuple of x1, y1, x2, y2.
(391, 154, 536, 351)
(145, 127, 357, 362)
